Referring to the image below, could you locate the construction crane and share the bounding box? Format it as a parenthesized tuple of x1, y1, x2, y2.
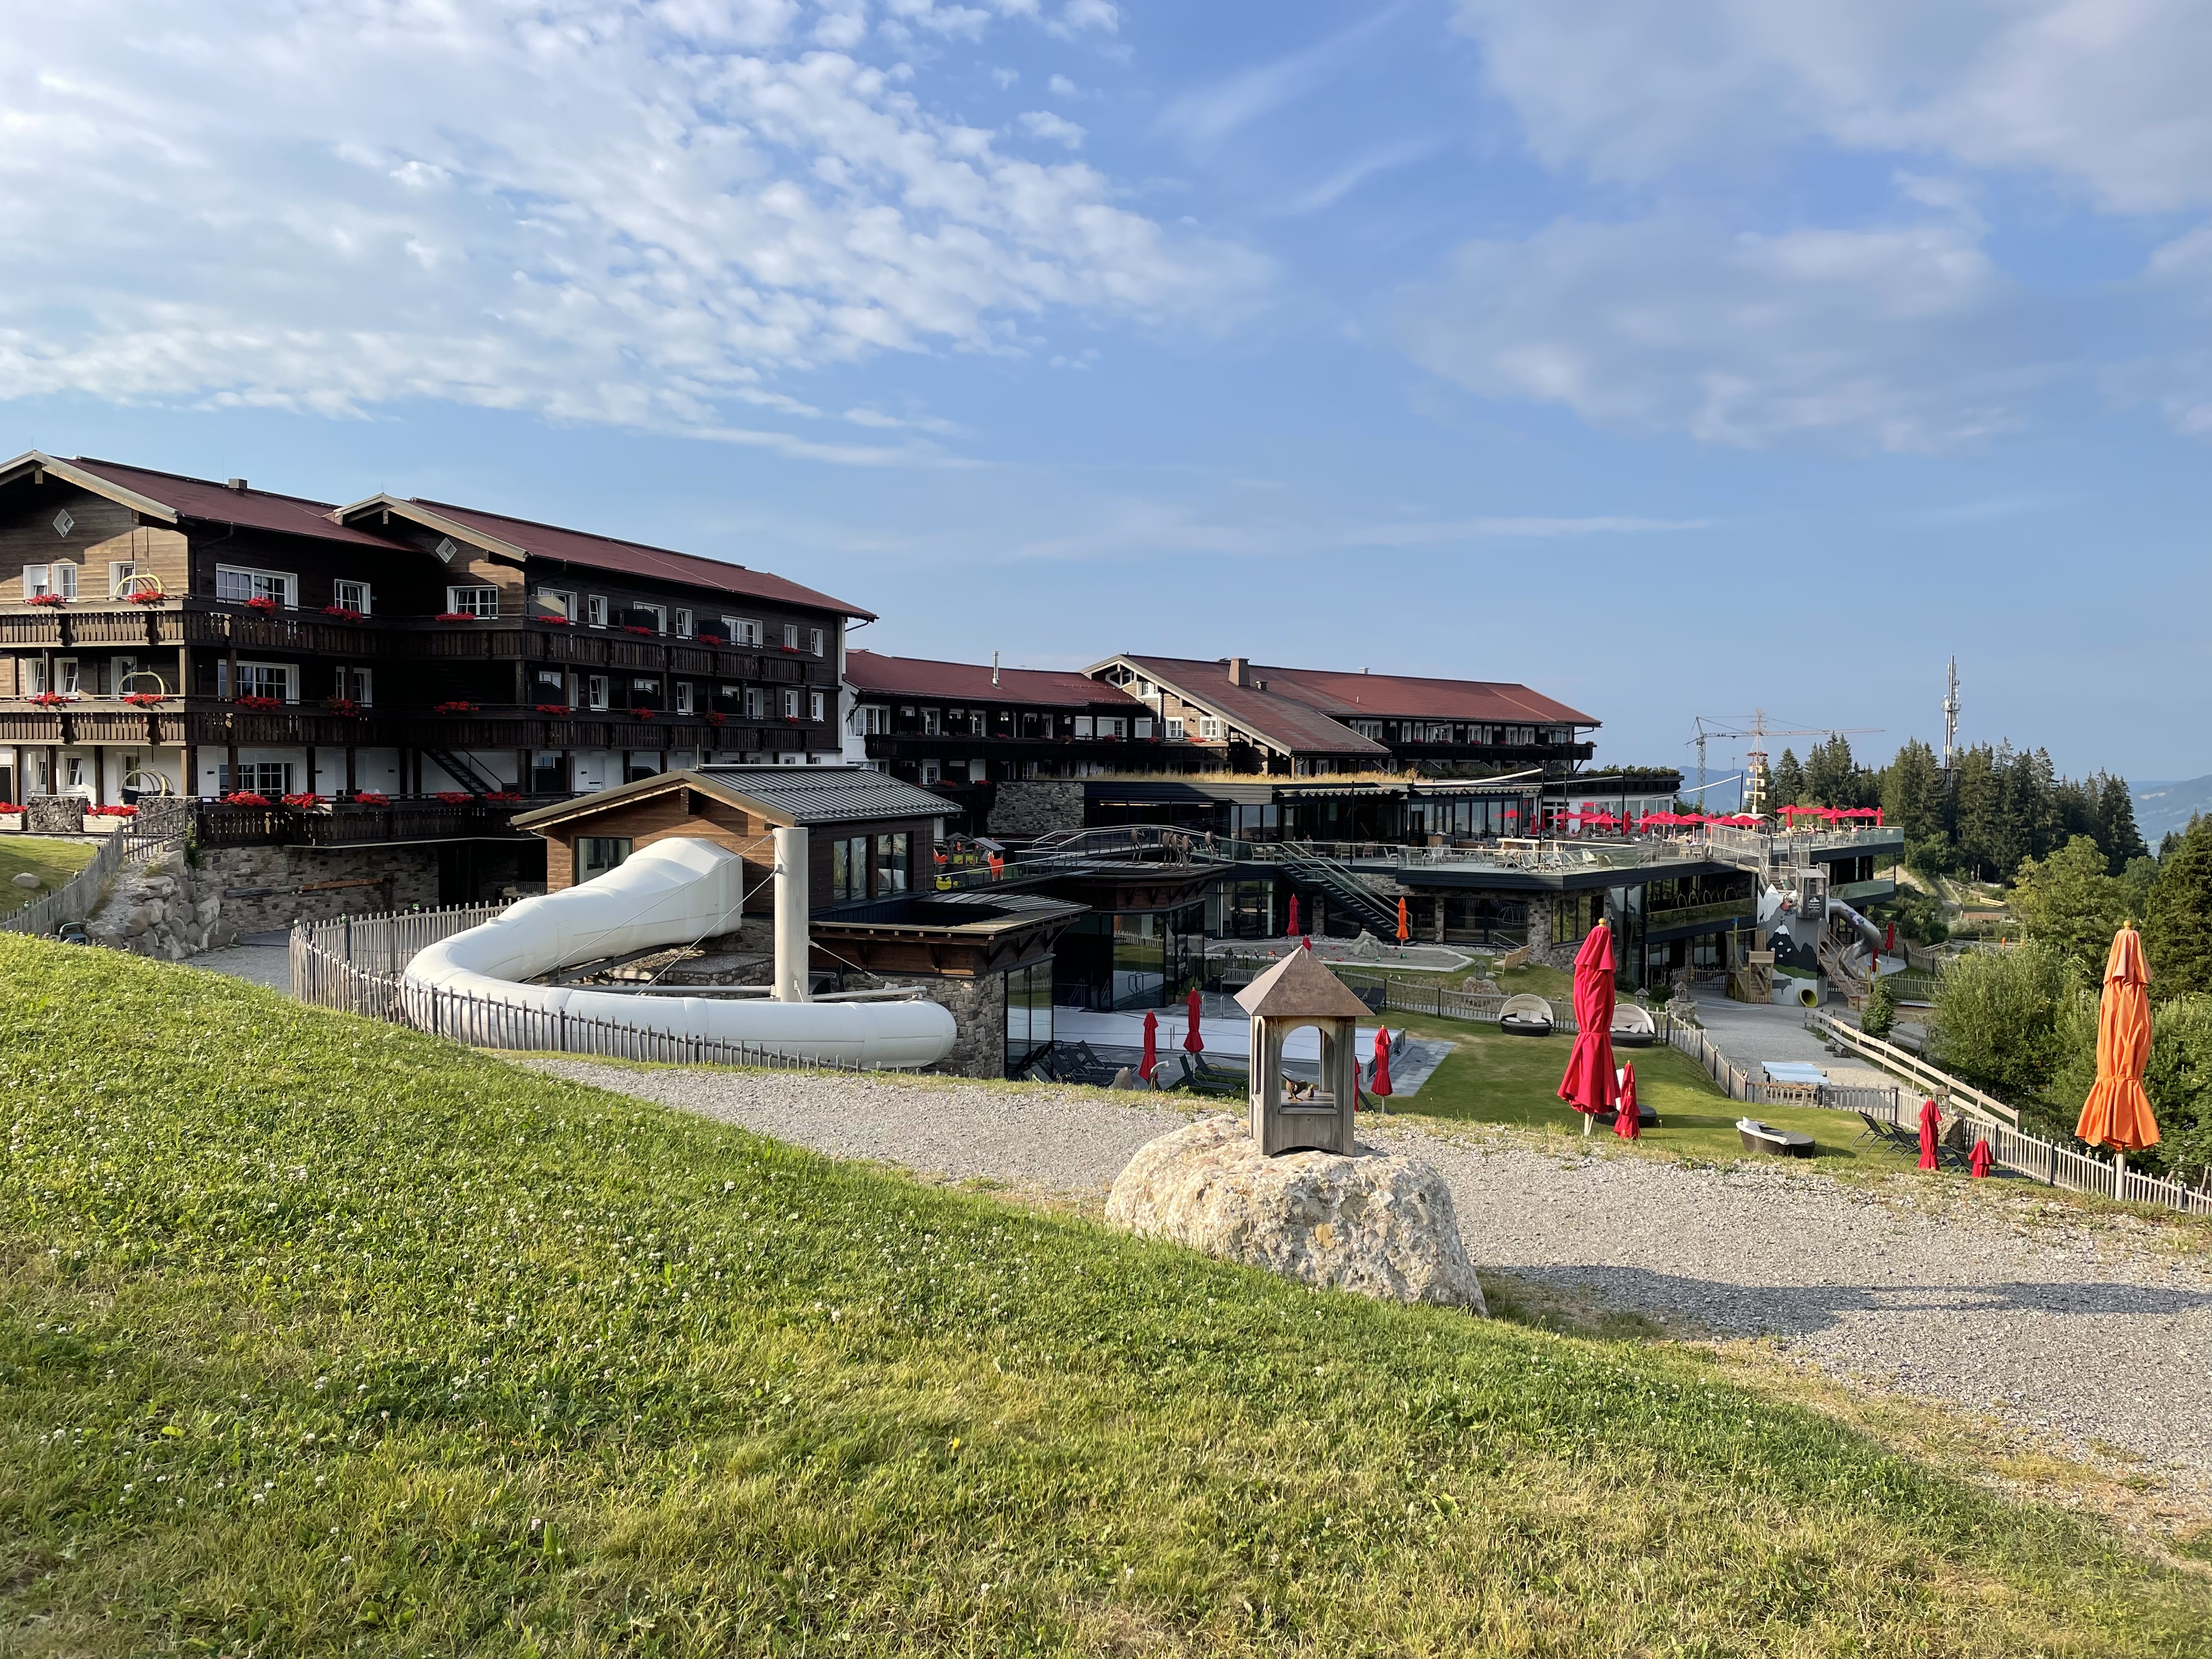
(1689, 710, 1881, 815)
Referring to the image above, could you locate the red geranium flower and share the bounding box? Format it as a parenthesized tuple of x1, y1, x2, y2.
(432, 699, 477, 714)
(26, 592, 65, 607)
(434, 611, 478, 623)
(350, 791, 390, 805)
(123, 692, 168, 707)
(222, 791, 272, 807)
(696, 633, 725, 646)
(93, 803, 140, 817)
(534, 703, 571, 714)
(128, 589, 166, 606)
(281, 792, 326, 809)
(234, 695, 281, 711)
(483, 791, 522, 805)
(244, 595, 281, 613)
(434, 791, 474, 804)
(622, 625, 656, 637)
(539, 613, 574, 626)
(29, 691, 73, 707)
(630, 707, 657, 720)
(322, 605, 366, 621)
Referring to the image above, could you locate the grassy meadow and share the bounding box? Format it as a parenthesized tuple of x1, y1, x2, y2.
(4, 935, 2209, 1656)
(0, 834, 98, 904)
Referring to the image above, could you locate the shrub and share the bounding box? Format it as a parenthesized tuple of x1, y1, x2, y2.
(1927, 944, 2070, 1107)
(1861, 974, 1897, 1040)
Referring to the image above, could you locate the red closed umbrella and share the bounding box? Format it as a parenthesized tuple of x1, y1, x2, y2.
(1556, 921, 1620, 1135)
(1969, 1138, 1993, 1179)
(1370, 1025, 1393, 1098)
(1183, 987, 1204, 1054)
(1139, 1009, 1159, 1081)
(1286, 893, 1299, 936)
(1396, 896, 1409, 944)
(1301, 935, 1312, 952)
(1884, 922, 1895, 953)
(1917, 1098, 1941, 1171)
(1613, 1062, 1641, 1139)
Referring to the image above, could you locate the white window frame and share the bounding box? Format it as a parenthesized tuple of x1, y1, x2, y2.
(22, 563, 50, 600)
(674, 608, 693, 638)
(781, 687, 799, 719)
(587, 674, 611, 710)
(723, 616, 763, 647)
(809, 690, 825, 721)
(331, 579, 373, 616)
(809, 627, 824, 657)
(675, 682, 694, 715)
(1074, 716, 1093, 737)
(446, 584, 499, 618)
(57, 658, 81, 695)
(744, 686, 765, 719)
(343, 667, 374, 706)
(782, 623, 799, 650)
(1134, 718, 1153, 738)
(108, 560, 138, 598)
(1164, 718, 1184, 740)
(920, 759, 941, 785)
(585, 595, 608, 628)
(854, 703, 889, 736)
(633, 603, 667, 634)
(533, 588, 573, 622)
(53, 561, 78, 600)
(1199, 716, 1223, 741)
(216, 565, 294, 608)
(235, 660, 297, 702)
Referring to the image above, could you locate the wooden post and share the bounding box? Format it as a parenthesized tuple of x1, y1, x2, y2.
(345, 746, 357, 794)
(306, 743, 317, 797)
(92, 746, 105, 805)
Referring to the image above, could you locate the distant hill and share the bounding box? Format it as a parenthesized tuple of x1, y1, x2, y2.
(2134, 775, 2212, 843)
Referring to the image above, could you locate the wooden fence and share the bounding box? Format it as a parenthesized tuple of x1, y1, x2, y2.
(1329, 964, 2212, 1217)
(289, 906, 867, 1073)
(2, 833, 127, 937)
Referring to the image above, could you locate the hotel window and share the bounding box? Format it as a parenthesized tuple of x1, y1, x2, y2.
(21, 561, 78, 601)
(744, 686, 765, 719)
(630, 677, 660, 706)
(832, 834, 870, 901)
(585, 595, 608, 628)
(809, 690, 825, 721)
(674, 608, 693, 637)
(55, 659, 81, 695)
(920, 760, 940, 785)
(1164, 718, 1184, 740)
(1133, 718, 1153, 738)
(854, 704, 889, 736)
(635, 603, 667, 633)
(921, 707, 940, 736)
(1199, 716, 1223, 741)
(219, 761, 295, 798)
(446, 584, 499, 618)
(534, 588, 573, 622)
(1073, 716, 1093, 737)
(781, 687, 799, 719)
(108, 560, 138, 597)
(723, 616, 762, 646)
(874, 831, 910, 895)
(577, 837, 633, 883)
(236, 662, 296, 702)
(1099, 716, 1127, 738)
(588, 674, 610, 710)
(217, 565, 294, 607)
(340, 667, 375, 705)
(809, 627, 824, 657)
(675, 682, 694, 715)
(332, 579, 373, 615)
(783, 623, 800, 650)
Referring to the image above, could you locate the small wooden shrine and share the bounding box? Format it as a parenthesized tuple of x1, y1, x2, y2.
(1235, 948, 1371, 1155)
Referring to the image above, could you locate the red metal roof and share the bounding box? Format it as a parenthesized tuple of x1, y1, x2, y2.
(846, 649, 1137, 707)
(409, 499, 876, 619)
(1113, 655, 1392, 756)
(65, 458, 409, 550)
(1248, 663, 1598, 726)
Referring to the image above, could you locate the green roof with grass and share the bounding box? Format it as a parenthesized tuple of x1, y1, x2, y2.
(3, 937, 2207, 1655)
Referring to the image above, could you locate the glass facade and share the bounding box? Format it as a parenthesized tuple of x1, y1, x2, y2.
(1004, 962, 1054, 1075)
(1053, 901, 1206, 1010)
(577, 837, 631, 882)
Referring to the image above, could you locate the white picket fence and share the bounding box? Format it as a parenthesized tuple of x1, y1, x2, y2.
(289, 905, 868, 1073)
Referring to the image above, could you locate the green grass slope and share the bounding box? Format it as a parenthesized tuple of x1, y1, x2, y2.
(3, 937, 2207, 1657)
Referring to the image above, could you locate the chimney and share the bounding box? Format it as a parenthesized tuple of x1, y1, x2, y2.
(1228, 657, 1248, 687)
(992, 650, 1000, 687)
(225, 478, 248, 492)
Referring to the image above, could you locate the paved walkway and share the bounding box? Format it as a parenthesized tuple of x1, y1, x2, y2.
(515, 1058, 2212, 1504)
(188, 940, 292, 992)
(1689, 986, 1893, 1090)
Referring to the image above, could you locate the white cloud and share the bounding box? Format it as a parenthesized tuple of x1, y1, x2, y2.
(1398, 215, 2056, 453)
(0, 0, 1262, 456)
(1048, 73, 1079, 97)
(1158, 4, 1409, 147)
(1018, 110, 1086, 148)
(1452, 0, 2212, 213)
(1052, 1, 1118, 37)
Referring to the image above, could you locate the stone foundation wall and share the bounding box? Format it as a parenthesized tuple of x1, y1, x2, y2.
(86, 850, 222, 959)
(26, 797, 86, 834)
(988, 780, 1085, 839)
(200, 845, 443, 936)
(835, 967, 1008, 1079)
(1517, 893, 1579, 969)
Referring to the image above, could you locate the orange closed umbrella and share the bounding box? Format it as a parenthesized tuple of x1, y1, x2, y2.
(1396, 895, 1409, 944)
(2076, 926, 2158, 1153)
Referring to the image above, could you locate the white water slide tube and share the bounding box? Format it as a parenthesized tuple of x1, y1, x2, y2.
(401, 835, 955, 1068)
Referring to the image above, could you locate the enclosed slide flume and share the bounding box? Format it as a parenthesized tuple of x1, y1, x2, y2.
(401, 834, 955, 1068)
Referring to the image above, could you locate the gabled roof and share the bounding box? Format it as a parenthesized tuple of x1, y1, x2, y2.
(1247, 663, 1597, 726)
(1101, 654, 1391, 758)
(0, 453, 410, 550)
(338, 494, 874, 619)
(846, 648, 1141, 708)
(1234, 947, 1374, 1020)
(511, 766, 951, 834)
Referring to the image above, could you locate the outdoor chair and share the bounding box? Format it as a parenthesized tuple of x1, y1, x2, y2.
(1499, 993, 1554, 1038)
(1172, 1051, 1244, 1097)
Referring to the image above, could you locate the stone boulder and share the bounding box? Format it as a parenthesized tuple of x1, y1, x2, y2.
(1105, 1115, 1486, 1312)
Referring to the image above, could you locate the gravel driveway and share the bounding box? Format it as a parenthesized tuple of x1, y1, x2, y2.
(515, 1058, 2212, 1498)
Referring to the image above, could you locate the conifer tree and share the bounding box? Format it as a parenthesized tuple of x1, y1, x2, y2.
(1768, 748, 1807, 810)
(2146, 815, 2212, 998)
(2097, 774, 2148, 872)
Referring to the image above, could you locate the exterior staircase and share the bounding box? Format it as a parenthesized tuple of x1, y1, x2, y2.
(1269, 843, 1402, 935)
(422, 747, 504, 795)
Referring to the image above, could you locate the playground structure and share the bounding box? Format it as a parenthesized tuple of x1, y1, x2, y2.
(400, 832, 956, 1068)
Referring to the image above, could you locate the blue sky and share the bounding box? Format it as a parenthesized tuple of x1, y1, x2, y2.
(5, 0, 2209, 784)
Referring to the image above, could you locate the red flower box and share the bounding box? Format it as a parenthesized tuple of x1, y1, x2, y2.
(630, 707, 656, 720)
(534, 703, 570, 714)
(696, 633, 725, 646)
(483, 791, 522, 805)
(29, 691, 73, 707)
(538, 613, 574, 626)
(434, 611, 478, 623)
(434, 791, 473, 805)
(432, 700, 477, 714)
(321, 696, 362, 718)
(0, 803, 22, 815)
(281, 792, 326, 810)
(222, 791, 272, 807)
(122, 692, 168, 707)
(91, 803, 140, 817)
(234, 695, 281, 711)
(622, 625, 656, 637)
(706, 711, 726, 726)
(244, 595, 281, 613)
(349, 791, 390, 805)
(322, 605, 366, 621)
(127, 589, 166, 606)
(26, 592, 65, 607)
(777, 644, 798, 652)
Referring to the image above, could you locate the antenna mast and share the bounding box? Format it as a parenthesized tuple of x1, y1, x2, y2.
(1942, 656, 1960, 773)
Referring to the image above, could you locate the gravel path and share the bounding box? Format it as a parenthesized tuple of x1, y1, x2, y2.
(515, 1058, 2212, 1497)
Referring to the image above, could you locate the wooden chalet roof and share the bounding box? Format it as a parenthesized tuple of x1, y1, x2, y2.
(511, 766, 951, 833)
(2, 453, 410, 550)
(1249, 663, 1597, 726)
(1101, 654, 1391, 759)
(846, 648, 1141, 708)
(1234, 949, 1374, 1020)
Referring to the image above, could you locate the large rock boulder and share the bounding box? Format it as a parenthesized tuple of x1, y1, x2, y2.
(1105, 1115, 1486, 1312)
